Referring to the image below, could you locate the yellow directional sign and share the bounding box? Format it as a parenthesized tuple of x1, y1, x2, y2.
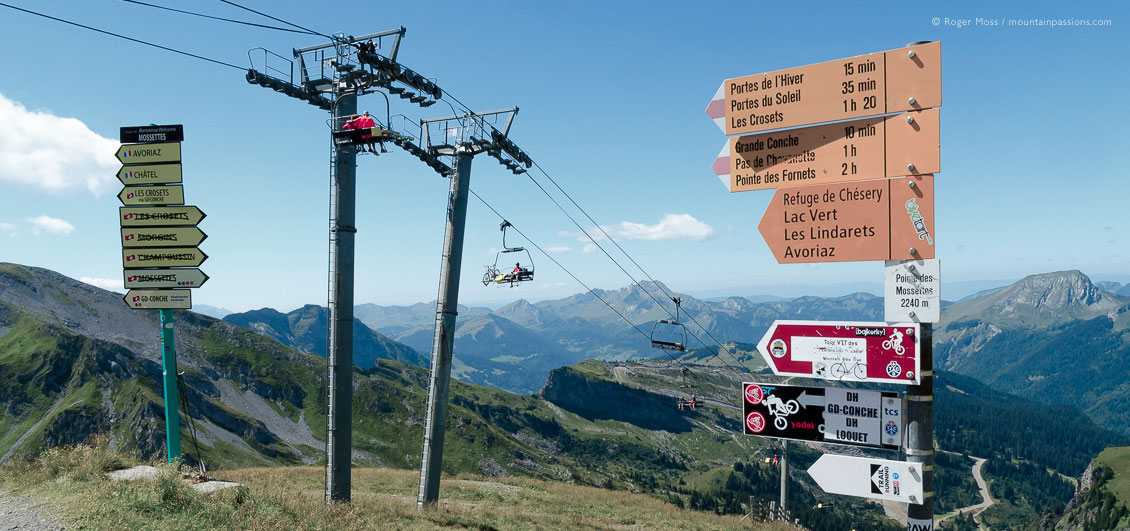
(121, 227, 207, 248)
(119, 206, 205, 227)
(124, 268, 209, 289)
(117, 163, 182, 185)
(122, 247, 207, 268)
(115, 142, 181, 164)
(123, 289, 192, 310)
(118, 185, 184, 206)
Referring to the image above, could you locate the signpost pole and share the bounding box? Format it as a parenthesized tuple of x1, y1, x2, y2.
(326, 92, 358, 504)
(159, 309, 180, 463)
(418, 150, 473, 511)
(780, 440, 788, 518)
(906, 323, 934, 530)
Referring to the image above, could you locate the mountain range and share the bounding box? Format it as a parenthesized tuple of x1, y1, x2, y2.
(3, 262, 1130, 529)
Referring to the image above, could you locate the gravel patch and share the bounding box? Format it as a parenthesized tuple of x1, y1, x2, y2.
(0, 491, 65, 531)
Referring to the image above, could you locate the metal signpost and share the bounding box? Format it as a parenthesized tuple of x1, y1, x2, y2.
(807, 454, 924, 504)
(742, 382, 903, 449)
(756, 174, 935, 264)
(756, 320, 921, 384)
(116, 124, 207, 465)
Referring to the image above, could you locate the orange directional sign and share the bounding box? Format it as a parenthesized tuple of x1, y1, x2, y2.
(123, 289, 192, 310)
(122, 247, 207, 268)
(707, 42, 941, 136)
(714, 109, 940, 192)
(118, 185, 184, 206)
(115, 142, 181, 164)
(117, 163, 182, 185)
(119, 206, 205, 227)
(121, 227, 207, 248)
(757, 175, 934, 263)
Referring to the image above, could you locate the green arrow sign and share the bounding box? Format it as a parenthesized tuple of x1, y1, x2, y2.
(123, 289, 192, 310)
(119, 206, 205, 227)
(123, 268, 209, 289)
(117, 163, 182, 185)
(116, 142, 181, 164)
(122, 247, 207, 268)
(119, 185, 184, 206)
(121, 227, 206, 248)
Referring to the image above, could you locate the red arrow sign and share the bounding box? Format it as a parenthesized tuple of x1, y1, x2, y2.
(757, 174, 934, 263)
(756, 320, 920, 384)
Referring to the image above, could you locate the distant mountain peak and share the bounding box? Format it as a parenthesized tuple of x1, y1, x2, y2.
(940, 270, 1128, 335)
(1002, 270, 1120, 313)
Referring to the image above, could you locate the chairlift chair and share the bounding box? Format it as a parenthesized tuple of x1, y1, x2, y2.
(482, 221, 534, 287)
(675, 366, 703, 411)
(650, 297, 687, 351)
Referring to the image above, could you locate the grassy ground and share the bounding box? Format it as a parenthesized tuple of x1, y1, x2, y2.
(1, 441, 794, 530)
(1096, 445, 1130, 504)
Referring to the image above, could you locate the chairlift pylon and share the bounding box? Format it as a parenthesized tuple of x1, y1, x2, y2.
(482, 220, 534, 288)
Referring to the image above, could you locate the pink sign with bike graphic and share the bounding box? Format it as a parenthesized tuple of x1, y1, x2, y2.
(756, 320, 920, 384)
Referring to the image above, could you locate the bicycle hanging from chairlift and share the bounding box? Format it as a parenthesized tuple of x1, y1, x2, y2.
(482, 220, 534, 288)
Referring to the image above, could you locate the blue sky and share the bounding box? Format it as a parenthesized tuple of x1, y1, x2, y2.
(0, 1, 1125, 312)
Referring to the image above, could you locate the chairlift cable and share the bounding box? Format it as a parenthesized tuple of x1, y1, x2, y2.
(469, 189, 724, 409)
(121, 0, 318, 34)
(216, 0, 335, 42)
(0, 2, 245, 71)
(520, 162, 755, 373)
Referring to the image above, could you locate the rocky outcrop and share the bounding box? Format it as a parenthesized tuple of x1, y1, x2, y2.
(538, 364, 693, 432)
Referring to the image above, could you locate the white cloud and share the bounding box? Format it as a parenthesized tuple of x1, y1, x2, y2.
(543, 244, 571, 253)
(0, 222, 15, 237)
(0, 94, 119, 196)
(569, 213, 716, 243)
(26, 215, 74, 235)
(581, 243, 597, 253)
(81, 276, 124, 292)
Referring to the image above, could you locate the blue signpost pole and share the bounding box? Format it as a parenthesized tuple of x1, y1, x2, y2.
(159, 309, 181, 463)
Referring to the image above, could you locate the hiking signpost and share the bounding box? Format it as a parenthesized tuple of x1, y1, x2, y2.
(705, 42, 941, 136)
(742, 382, 903, 450)
(116, 124, 206, 464)
(756, 174, 935, 264)
(807, 454, 924, 504)
(714, 41, 941, 528)
(712, 108, 940, 193)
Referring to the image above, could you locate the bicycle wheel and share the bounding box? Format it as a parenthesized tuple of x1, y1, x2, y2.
(774, 415, 787, 430)
(830, 363, 847, 378)
(882, 339, 894, 350)
(786, 400, 800, 414)
(482, 270, 493, 286)
(853, 363, 867, 379)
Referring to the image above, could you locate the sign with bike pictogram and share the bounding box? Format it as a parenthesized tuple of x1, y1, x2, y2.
(756, 320, 921, 384)
(742, 382, 903, 450)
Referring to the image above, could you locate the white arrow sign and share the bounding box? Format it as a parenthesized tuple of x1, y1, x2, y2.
(807, 454, 923, 504)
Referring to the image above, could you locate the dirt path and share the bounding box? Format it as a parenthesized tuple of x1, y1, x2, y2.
(937, 456, 994, 527)
(0, 491, 65, 530)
